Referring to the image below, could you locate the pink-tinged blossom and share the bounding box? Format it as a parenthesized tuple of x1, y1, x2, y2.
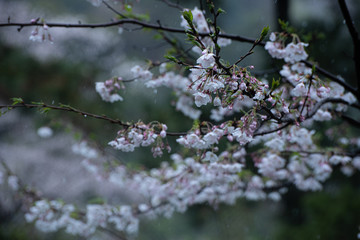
(258, 153, 287, 180)
(25, 200, 139, 236)
(265, 138, 285, 151)
(203, 131, 220, 145)
(329, 155, 352, 165)
(291, 82, 307, 97)
(288, 126, 315, 149)
(193, 92, 211, 107)
(177, 133, 207, 149)
(317, 86, 331, 98)
(342, 92, 357, 104)
(329, 82, 345, 97)
(313, 109, 332, 121)
(152, 146, 163, 158)
(196, 50, 216, 68)
(232, 128, 253, 145)
(291, 62, 312, 75)
(203, 78, 225, 92)
(253, 91, 265, 101)
(265, 41, 286, 59)
(284, 42, 309, 63)
(213, 96, 221, 106)
(95, 82, 123, 103)
(202, 152, 219, 162)
(29, 25, 53, 43)
(146, 72, 190, 90)
(130, 65, 153, 81)
(297, 177, 322, 191)
(180, 7, 231, 51)
(245, 176, 266, 200)
(265, 36, 308, 63)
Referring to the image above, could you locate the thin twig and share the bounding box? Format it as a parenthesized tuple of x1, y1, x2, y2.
(158, 0, 184, 10)
(0, 103, 186, 136)
(253, 122, 291, 137)
(102, 1, 127, 18)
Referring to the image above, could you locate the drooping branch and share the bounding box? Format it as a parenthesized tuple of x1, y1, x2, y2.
(0, 103, 186, 136)
(158, 0, 184, 10)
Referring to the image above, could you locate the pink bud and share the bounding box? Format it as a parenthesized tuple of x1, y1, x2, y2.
(160, 130, 166, 138)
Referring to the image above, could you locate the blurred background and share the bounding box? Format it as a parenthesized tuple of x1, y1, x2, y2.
(0, 0, 360, 239)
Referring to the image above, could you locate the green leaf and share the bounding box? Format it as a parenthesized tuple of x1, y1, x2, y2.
(217, 8, 226, 14)
(271, 78, 280, 90)
(278, 19, 288, 31)
(153, 34, 163, 40)
(312, 64, 316, 74)
(124, 4, 132, 13)
(164, 55, 178, 63)
(207, 2, 215, 12)
(70, 212, 80, 220)
(182, 10, 193, 23)
(260, 26, 270, 40)
(40, 107, 51, 114)
(11, 97, 23, 105)
(31, 101, 44, 105)
(88, 197, 106, 205)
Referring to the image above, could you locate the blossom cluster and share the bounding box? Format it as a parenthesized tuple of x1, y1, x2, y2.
(29, 23, 53, 43)
(108, 122, 168, 157)
(180, 7, 231, 53)
(3, 1, 360, 239)
(95, 78, 124, 102)
(176, 120, 255, 151)
(265, 32, 308, 63)
(24, 200, 139, 236)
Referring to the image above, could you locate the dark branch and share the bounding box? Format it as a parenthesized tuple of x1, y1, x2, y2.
(102, 1, 127, 18)
(338, 0, 360, 99)
(341, 114, 360, 127)
(0, 103, 186, 136)
(0, 19, 358, 96)
(302, 59, 358, 97)
(158, 0, 184, 10)
(254, 122, 291, 137)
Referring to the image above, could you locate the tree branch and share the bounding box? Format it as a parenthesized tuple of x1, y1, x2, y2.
(302, 60, 358, 97)
(337, 0, 360, 99)
(0, 103, 186, 136)
(0, 18, 358, 97)
(341, 114, 360, 127)
(158, 0, 184, 10)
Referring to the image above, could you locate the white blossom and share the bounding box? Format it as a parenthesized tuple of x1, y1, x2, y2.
(37, 126, 53, 138)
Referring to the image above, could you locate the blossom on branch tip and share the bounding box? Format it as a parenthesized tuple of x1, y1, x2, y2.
(95, 81, 123, 103)
(193, 92, 211, 107)
(131, 65, 153, 81)
(29, 24, 53, 43)
(291, 82, 307, 97)
(196, 49, 216, 69)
